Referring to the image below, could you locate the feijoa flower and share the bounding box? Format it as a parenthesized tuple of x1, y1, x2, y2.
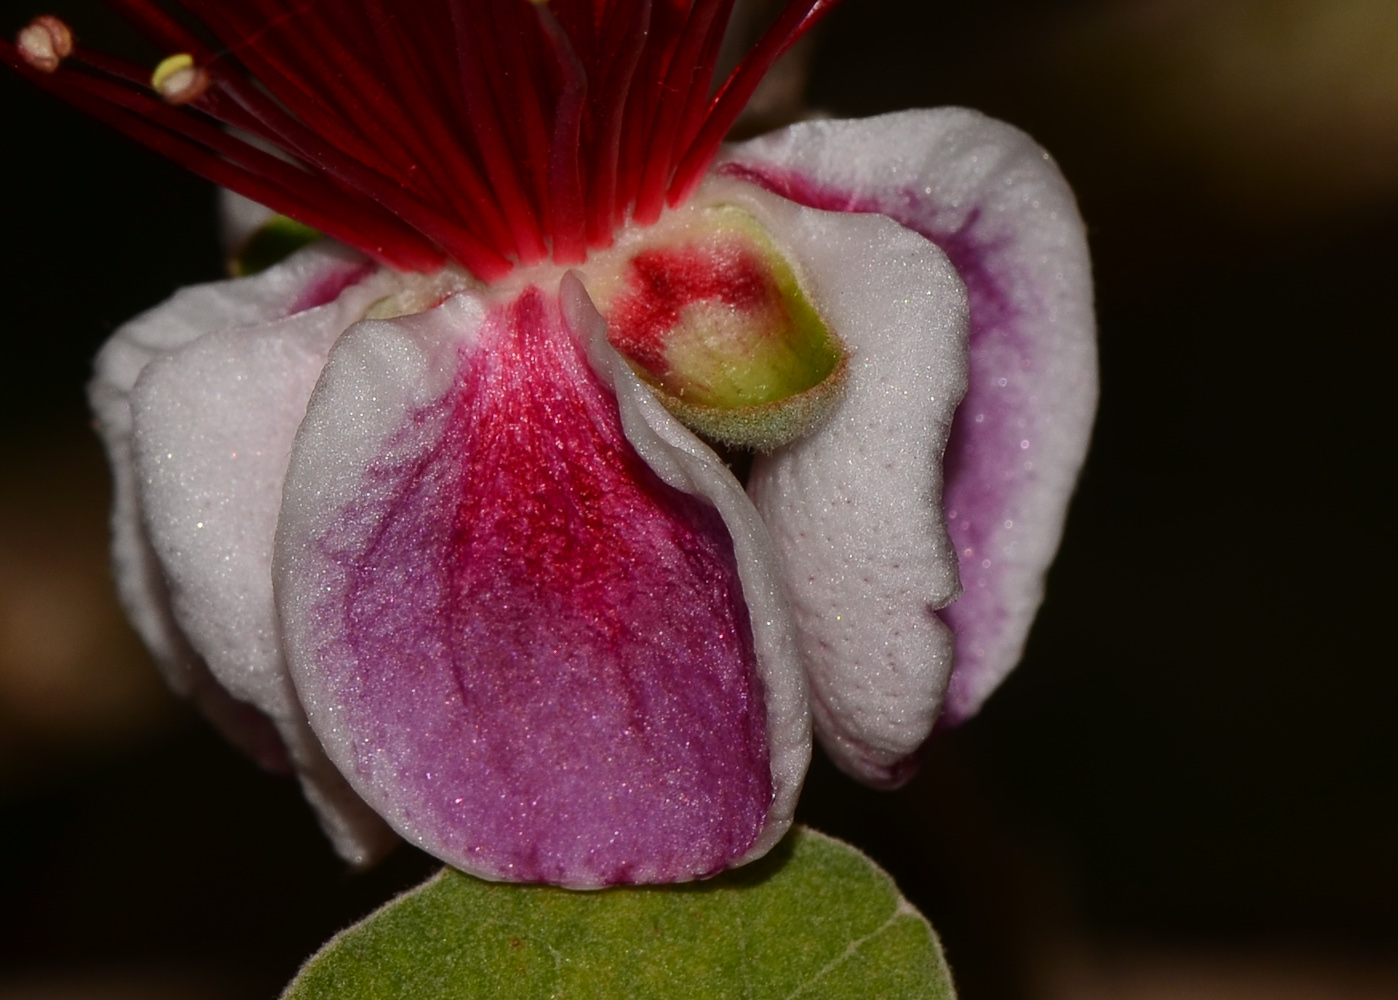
(6, 0, 1094, 884)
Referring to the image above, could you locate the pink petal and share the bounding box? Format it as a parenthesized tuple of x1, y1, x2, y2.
(276, 280, 777, 887)
(571, 274, 810, 868)
(722, 109, 1097, 727)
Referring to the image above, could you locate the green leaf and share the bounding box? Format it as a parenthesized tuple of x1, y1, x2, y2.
(282, 827, 955, 1000)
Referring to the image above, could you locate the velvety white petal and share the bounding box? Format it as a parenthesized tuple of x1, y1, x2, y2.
(689, 175, 971, 786)
(566, 273, 810, 866)
(90, 243, 396, 866)
(722, 109, 1097, 727)
(90, 242, 374, 685)
(129, 272, 390, 709)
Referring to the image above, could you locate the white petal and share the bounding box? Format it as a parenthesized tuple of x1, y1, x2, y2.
(687, 174, 971, 785)
(90, 243, 396, 866)
(722, 110, 1097, 723)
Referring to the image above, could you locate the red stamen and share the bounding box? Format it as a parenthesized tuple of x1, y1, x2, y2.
(450, 0, 549, 263)
(669, 0, 841, 207)
(632, 0, 729, 224)
(536, 3, 588, 263)
(6, 0, 842, 280)
(196, 0, 446, 201)
(359, 0, 522, 253)
(3, 46, 445, 271)
(182, 2, 423, 188)
(292, 1, 464, 201)
(583, 0, 649, 247)
(615, 0, 688, 221)
(670, 0, 735, 168)
(481, 0, 554, 252)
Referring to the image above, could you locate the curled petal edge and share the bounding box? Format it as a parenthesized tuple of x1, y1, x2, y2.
(567, 273, 811, 868)
(698, 173, 970, 786)
(724, 108, 1097, 734)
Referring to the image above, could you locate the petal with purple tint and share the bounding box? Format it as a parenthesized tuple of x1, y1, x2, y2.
(276, 279, 787, 887)
(696, 176, 970, 787)
(567, 274, 810, 868)
(89, 243, 396, 865)
(722, 109, 1097, 727)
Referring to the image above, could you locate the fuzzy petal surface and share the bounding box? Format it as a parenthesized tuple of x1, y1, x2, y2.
(90, 243, 396, 866)
(568, 274, 810, 868)
(697, 175, 970, 786)
(276, 278, 792, 887)
(722, 109, 1097, 728)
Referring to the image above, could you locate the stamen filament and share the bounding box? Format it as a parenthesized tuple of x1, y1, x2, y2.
(633, 0, 730, 225)
(484, 0, 555, 250)
(359, 0, 522, 254)
(7, 0, 843, 279)
(669, 0, 840, 207)
(450, 0, 550, 263)
(670, 0, 735, 170)
(536, 3, 588, 263)
(584, 0, 650, 247)
(615, 0, 687, 220)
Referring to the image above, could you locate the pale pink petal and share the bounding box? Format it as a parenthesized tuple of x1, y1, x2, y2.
(695, 175, 970, 787)
(722, 109, 1097, 728)
(89, 243, 396, 866)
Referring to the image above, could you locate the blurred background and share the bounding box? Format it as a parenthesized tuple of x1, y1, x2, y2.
(1, 0, 1394, 997)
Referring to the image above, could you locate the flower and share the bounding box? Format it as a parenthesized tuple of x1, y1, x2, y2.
(7, 0, 1095, 886)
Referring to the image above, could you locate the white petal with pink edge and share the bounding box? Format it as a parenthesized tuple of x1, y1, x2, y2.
(694, 173, 971, 787)
(723, 109, 1096, 731)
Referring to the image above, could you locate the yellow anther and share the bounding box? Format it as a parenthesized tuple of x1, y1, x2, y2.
(151, 52, 210, 105)
(16, 15, 73, 73)
(151, 52, 193, 90)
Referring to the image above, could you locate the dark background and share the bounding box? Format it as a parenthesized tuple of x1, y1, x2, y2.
(1, 1, 1394, 998)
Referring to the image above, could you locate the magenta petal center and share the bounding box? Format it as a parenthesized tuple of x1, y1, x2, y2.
(308, 288, 771, 886)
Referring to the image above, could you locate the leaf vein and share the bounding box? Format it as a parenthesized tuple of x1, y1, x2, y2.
(781, 900, 915, 1000)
